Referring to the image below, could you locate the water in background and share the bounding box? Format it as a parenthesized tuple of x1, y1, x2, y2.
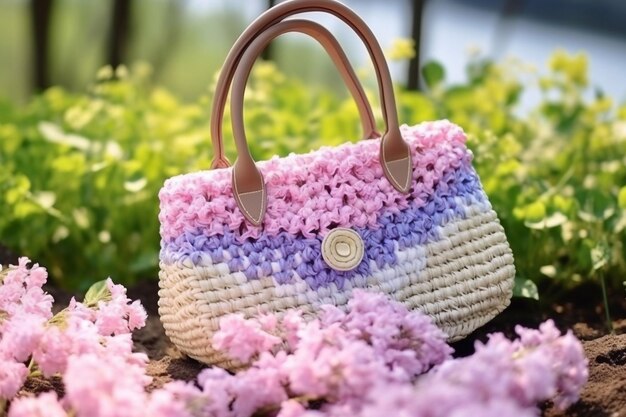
(203, 0, 625, 104)
(421, 0, 626, 104)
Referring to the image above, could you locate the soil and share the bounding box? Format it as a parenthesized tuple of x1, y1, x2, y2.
(2, 244, 625, 415)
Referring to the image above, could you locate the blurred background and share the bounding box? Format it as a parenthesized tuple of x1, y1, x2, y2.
(1, 0, 626, 103)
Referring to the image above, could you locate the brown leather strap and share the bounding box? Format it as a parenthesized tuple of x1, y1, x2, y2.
(209, 16, 379, 169)
(226, 0, 413, 225)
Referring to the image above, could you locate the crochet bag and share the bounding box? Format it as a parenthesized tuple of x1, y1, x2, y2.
(158, 0, 515, 367)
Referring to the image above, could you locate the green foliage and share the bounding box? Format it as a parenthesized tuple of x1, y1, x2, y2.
(83, 280, 112, 307)
(421, 61, 445, 89)
(0, 51, 625, 295)
(513, 276, 539, 300)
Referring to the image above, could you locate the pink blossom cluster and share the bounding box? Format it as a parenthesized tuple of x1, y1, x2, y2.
(0, 258, 147, 410)
(0, 258, 52, 400)
(353, 320, 588, 417)
(207, 290, 454, 415)
(207, 293, 587, 417)
(1, 259, 588, 417)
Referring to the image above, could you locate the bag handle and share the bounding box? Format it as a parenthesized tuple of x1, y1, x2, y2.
(228, 0, 412, 226)
(209, 13, 379, 169)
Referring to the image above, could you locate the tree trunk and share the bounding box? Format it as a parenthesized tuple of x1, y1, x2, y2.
(407, 0, 425, 91)
(108, 0, 132, 68)
(150, 0, 184, 82)
(30, 0, 54, 92)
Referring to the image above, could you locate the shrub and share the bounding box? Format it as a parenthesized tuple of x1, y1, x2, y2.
(0, 52, 624, 293)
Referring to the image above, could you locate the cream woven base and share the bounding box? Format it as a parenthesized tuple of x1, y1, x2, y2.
(158, 201, 515, 368)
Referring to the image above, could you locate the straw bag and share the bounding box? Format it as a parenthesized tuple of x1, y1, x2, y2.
(158, 0, 515, 368)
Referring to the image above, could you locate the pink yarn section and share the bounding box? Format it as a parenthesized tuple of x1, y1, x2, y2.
(159, 120, 470, 241)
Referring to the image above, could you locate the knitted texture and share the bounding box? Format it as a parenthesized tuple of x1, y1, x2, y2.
(158, 120, 516, 367)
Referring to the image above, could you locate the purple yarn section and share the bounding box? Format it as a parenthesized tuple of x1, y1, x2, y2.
(160, 163, 487, 290)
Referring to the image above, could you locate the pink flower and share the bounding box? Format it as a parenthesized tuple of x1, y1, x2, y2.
(0, 359, 28, 400)
(3, 258, 29, 286)
(127, 300, 148, 330)
(8, 392, 67, 417)
(357, 382, 537, 417)
(415, 320, 588, 414)
(0, 280, 24, 315)
(67, 297, 96, 321)
(324, 290, 452, 376)
(230, 361, 289, 417)
(257, 313, 278, 332)
(0, 313, 45, 362)
(213, 313, 282, 363)
(280, 310, 305, 350)
(18, 287, 53, 320)
(196, 368, 237, 417)
(106, 278, 128, 300)
(92, 279, 147, 336)
(32, 326, 73, 377)
(146, 386, 194, 417)
(447, 400, 535, 417)
(25, 265, 48, 289)
(95, 300, 128, 335)
(0, 258, 53, 320)
(104, 334, 145, 362)
(515, 320, 588, 409)
(63, 354, 150, 417)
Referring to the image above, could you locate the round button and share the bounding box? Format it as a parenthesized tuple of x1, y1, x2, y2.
(336, 242, 350, 257)
(321, 228, 364, 271)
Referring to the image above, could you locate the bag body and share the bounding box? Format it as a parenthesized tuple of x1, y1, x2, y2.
(158, 0, 515, 368)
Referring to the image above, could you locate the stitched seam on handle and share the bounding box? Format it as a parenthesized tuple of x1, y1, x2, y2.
(383, 146, 410, 191)
(233, 169, 265, 224)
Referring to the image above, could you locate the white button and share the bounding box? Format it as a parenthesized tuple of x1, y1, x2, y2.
(336, 242, 350, 257)
(321, 228, 364, 271)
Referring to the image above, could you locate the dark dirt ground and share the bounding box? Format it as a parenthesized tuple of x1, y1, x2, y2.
(2, 245, 625, 416)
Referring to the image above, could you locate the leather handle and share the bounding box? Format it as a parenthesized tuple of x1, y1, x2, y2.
(209, 10, 379, 169)
(228, 0, 413, 226)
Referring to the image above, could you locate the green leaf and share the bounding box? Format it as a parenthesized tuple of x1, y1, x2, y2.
(539, 265, 557, 278)
(578, 210, 599, 223)
(47, 309, 69, 329)
(31, 191, 56, 209)
(124, 178, 148, 193)
(513, 276, 539, 300)
(83, 280, 112, 306)
(72, 208, 90, 229)
(590, 243, 610, 272)
(129, 250, 159, 273)
(525, 212, 567, 230)
(38, 121, 91, 151)
(524, 201, 546, 223)
(618, 186, 626, 209)
(421, 61, 445, 89)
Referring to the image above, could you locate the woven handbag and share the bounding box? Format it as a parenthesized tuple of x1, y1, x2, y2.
(158, 0, 515, 368)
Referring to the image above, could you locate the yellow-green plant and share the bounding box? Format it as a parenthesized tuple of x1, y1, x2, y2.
(0, 51, 624, 298)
